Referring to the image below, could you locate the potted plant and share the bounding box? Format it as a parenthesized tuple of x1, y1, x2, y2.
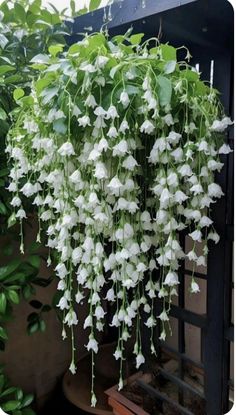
(63, 343, 119, 415)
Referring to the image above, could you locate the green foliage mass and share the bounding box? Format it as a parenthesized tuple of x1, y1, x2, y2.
(0, 0, 72, 230)
(0, 0, 71, 348)
(0, 364, 35, 415)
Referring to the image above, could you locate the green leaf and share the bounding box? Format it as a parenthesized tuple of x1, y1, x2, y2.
(130, 33, 144, 45)
(0, 34, 8, 49)
(110, 65, 120, 79)
(0, 374, 5, 392)
(28, 242, 41, 254)
(30, 54, 50, 64)
(39, 319, 46, 332)
(157, 75, 172, 106)
(30, 63, 48, 71)
(21, 394, 34, 408)
(112, 35, 125, 45)
(19, 96, 34, 108)
(22, 408, 35, 415)
(89, 0, 101, 11)
(160, 44, 177, 61)
(108, 41, 119, 54)
(48, 2, 60, 13)
(16, 388, 24, 400)
(27, 255, 40, 269)
(8, 212, 16, 228)
(29, 0, 42, 14)
(26, 10, 38, 28)
(41, 86, 59, 104)
(14, 3, 26, 22)
(45, 63, 61, 73)
(0, 65, 15, 76)
(195, 80, 207, 95)
(13, 88, 25, 101)
(0, 326, 8, 340)
(1, 386, 17, 397)
(68, 44, 80, 55)
(181, 69, 199, 82)
(7, 277, 24, 286)
(48, 44, 64, 57)
(0, 202, 7, 215)
(2, 400, 20, 411)
(13, 410, 22, 415)
(70, 0, 75, 15)
(164, 60, 176, 74)
(4, 74, 22, 84)
(0, 108, 7, 120)
(34, 19, 52, 28)
(120, 44, 133, 55)
(149, 47, 158, 55)
(77, 7, 88, 16)
(0, 56, 13, 65)
(7, 290, 20, 305)
(23, 286, 33, 300)
(41, 8, 59, 24)
(5, 284, 20, 290)
(35, 78, 52, 94)
(87, 33, 105, 50)
(0, 259, 21, 281)
(0, 168, 9, 178)
(27, 322, 39, 335)
(0, 293, 7, 314)
(126, 85, 139, 95)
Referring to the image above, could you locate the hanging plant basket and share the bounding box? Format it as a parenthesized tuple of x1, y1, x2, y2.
(7, 29, 232, 406)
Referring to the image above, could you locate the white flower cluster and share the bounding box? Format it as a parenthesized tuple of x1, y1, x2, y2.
(6, 34, 232, 403)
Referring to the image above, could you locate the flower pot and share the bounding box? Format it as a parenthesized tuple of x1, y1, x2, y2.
(105, 372, 150, 415)
(63, 343, 119, 415)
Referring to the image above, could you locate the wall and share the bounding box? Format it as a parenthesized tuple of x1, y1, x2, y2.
(0, 220, 90, 409)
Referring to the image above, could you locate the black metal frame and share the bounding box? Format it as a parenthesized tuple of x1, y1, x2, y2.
(71, 1, 234, 414)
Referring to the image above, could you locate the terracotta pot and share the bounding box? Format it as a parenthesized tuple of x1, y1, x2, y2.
(63, 343, 119, 415)
(105, 372, 150, 415)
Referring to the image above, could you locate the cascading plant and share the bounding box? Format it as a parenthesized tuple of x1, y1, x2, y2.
(6, 31, 232, 406)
